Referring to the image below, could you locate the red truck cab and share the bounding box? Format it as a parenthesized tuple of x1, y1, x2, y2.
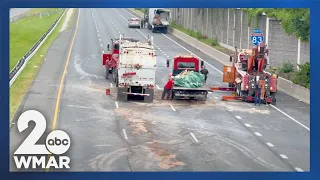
(167, 55, 204, 76)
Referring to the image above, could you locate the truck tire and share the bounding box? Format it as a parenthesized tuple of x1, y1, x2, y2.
(163, 28, 168, 34)
(117, 87, 128, 101)
(144, 89, 154, 103)
(199, 94, 207, 101)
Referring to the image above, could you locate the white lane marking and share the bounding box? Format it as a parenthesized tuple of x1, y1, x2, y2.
(227, 109, 233, 111)
(67, 105, 96, 110)
(98, 34, 100, 37)
(100, 44, 103, 47)
(254, 132, 262, 136)
(295, 167, 304, 172)
(97, 30, 99, 33)
(102, 50, 104, 53)
(115, 102, 119, 109)
(122, 129, 128, 140)
(99, 38, 101, 41)
(270, 104, 309, 131)
(266, 142, 274, 147)
(214, 96, 219, 99)
(235, 116, 242, 119)
(156, 85, 160, 89)
(118, 31, 121, 34)
(127, 9, 308, 133)
(190, 132, 199, 143)
(280, 154, 288, 159)
(110, 83, 113, 88)
(208, 92, 212, 94)
(170, 104, 176, 111)
(244, 123, 251, 127)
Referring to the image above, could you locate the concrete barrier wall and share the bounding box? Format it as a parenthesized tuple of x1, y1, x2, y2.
(128, 9, 310, 105)
(170, 8, 310, 68)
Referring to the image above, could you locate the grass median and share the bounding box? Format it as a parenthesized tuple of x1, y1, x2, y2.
(10, 8, 63, 71)
(10, 9, 70, 124)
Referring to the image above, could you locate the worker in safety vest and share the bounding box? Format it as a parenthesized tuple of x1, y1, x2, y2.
(271, 68, 278, 78)
(162, 77, 174, 100)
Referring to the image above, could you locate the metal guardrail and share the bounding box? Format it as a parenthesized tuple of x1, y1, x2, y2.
(9, 8, 68, 87)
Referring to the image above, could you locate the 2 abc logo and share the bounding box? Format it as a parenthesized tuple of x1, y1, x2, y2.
(14, 110, 71, 155)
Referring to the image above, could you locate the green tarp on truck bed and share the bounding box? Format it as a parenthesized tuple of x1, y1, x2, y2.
(173, 70, 205, 88)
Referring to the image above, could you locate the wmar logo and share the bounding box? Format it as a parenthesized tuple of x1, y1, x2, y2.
(13, 110, 71, 169)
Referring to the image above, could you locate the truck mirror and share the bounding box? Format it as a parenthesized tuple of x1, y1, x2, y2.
(107, 44, 110, 50)
(166, 59, 170, 67)
(200, 61, 204, 68)
(229, 56, 233, 62)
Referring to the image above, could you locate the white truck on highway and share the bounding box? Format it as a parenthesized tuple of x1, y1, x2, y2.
(147, 8, 171, 34)
(116, 34, 157, 102)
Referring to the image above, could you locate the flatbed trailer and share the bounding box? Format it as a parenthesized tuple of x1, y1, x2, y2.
(172, 85, 210, 101)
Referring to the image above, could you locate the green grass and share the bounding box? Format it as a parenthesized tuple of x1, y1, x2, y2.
(10, 9, 71, 124)
(170, 22, 234, 55)
(25, 8, 61, 15)
(10, 8, 64, 71)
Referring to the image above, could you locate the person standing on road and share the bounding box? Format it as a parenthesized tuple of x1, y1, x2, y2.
(200, 66, 209, 83)
(162, 78, 174, 100)
(255, 80, 262, 106)
(140, 18, 144, 28)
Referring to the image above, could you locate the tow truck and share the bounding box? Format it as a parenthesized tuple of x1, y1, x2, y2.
(215, 42, 277, 105)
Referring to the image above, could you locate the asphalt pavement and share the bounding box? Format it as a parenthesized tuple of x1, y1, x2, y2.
(9, 8, 310, 172)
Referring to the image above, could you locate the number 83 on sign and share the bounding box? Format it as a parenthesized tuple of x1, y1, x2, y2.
(251, 34, 264, 46)
(13, 110, 71, 169)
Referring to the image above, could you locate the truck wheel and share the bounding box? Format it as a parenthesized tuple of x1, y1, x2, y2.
(144, 89, 154, 103)
(117, 87, 128, 101)
(163, 29, 168, 34)
(199, 94, 207, 101)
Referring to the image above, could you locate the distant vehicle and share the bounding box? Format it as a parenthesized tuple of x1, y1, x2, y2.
(128, 18, 141, 28)
(147, 8, 171, 33)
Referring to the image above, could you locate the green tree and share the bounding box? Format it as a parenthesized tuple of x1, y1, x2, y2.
(242, 8, 310, 42)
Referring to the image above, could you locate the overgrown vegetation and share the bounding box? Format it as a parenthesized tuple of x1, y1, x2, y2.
(293, 63, 310, 89)
(171, 21, 233, 55)
(272, 61, 310, 89)
(241, 8, 310, 42)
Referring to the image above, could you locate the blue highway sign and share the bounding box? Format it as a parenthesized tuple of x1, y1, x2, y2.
(251, 32, 264, 46)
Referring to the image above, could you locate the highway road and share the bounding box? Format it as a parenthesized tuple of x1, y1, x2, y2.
(10, 8, 310, 172)
(10, 8, 31, 19)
